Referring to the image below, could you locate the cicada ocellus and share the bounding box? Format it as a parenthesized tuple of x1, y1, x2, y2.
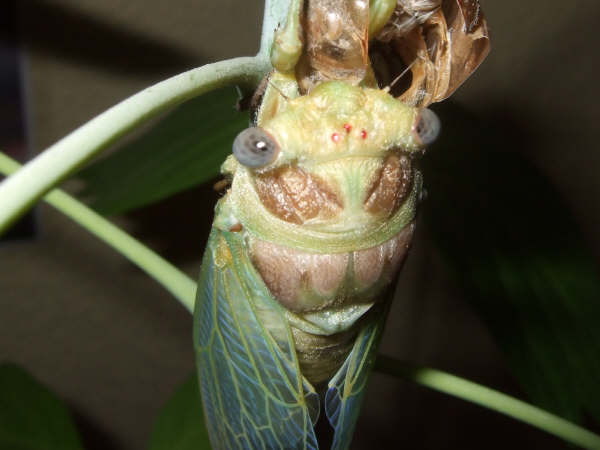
(194, 0, 490, 448)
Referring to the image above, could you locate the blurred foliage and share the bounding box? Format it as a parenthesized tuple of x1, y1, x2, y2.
(78, 87, 249, 216)
(422, 101, 600, 424)
(148, 373, 211, 450)
(0, 363, 83, 450)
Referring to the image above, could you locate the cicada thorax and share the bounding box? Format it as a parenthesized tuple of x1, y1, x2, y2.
(239, 139, 419, 386)
(251, 151, 413, 223)
(249, 226, 413, 313)
(237, 81, 426, 385)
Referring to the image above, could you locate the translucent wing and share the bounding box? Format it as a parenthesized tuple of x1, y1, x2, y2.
(194, 229, 320, 450)
(325, 304, 390, 450)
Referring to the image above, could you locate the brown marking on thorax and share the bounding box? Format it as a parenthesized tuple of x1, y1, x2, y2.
(254, 166, 342, 224)
(250, 238, 349, 311)
(364, 153, 412, 216)
(250, 223, 415, 313)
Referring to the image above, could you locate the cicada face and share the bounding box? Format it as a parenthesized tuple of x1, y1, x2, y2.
(226, 81, 431, 234)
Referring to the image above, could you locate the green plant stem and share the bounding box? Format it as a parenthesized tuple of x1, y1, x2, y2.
(0, 57, 269, 236)
(376, 355, 600, 450)
(0, 153, 196, 312)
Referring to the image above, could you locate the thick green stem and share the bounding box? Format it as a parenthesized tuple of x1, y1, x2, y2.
(376, 355, 600, 450)
(0, 57, 269, 236)
(0, 153, 196, 312)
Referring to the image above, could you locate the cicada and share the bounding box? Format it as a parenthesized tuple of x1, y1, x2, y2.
(193, 0, 490, 448)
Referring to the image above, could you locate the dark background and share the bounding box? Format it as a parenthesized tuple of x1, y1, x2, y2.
(1, 0, 599, 448)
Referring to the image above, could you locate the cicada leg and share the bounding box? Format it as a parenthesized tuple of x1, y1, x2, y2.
(271, 0, 304, 73)
(368, 0, 397, 37)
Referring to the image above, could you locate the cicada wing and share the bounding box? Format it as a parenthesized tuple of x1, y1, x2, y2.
(194, 229, 319, 450)
(325, 304, 389, 450)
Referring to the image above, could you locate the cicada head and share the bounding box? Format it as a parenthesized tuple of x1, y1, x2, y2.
(223, 79, 438, 239)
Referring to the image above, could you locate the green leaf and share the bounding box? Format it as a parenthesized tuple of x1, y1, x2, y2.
(0, 363, 83, 450)
(79, 87, 249, 215)
(423, 102, 600, 424)
(148, 373, 211, 450)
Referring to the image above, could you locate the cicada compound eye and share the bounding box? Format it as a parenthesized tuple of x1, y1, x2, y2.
(232, 127, 280, 168)
(413, 108, 441, 147)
